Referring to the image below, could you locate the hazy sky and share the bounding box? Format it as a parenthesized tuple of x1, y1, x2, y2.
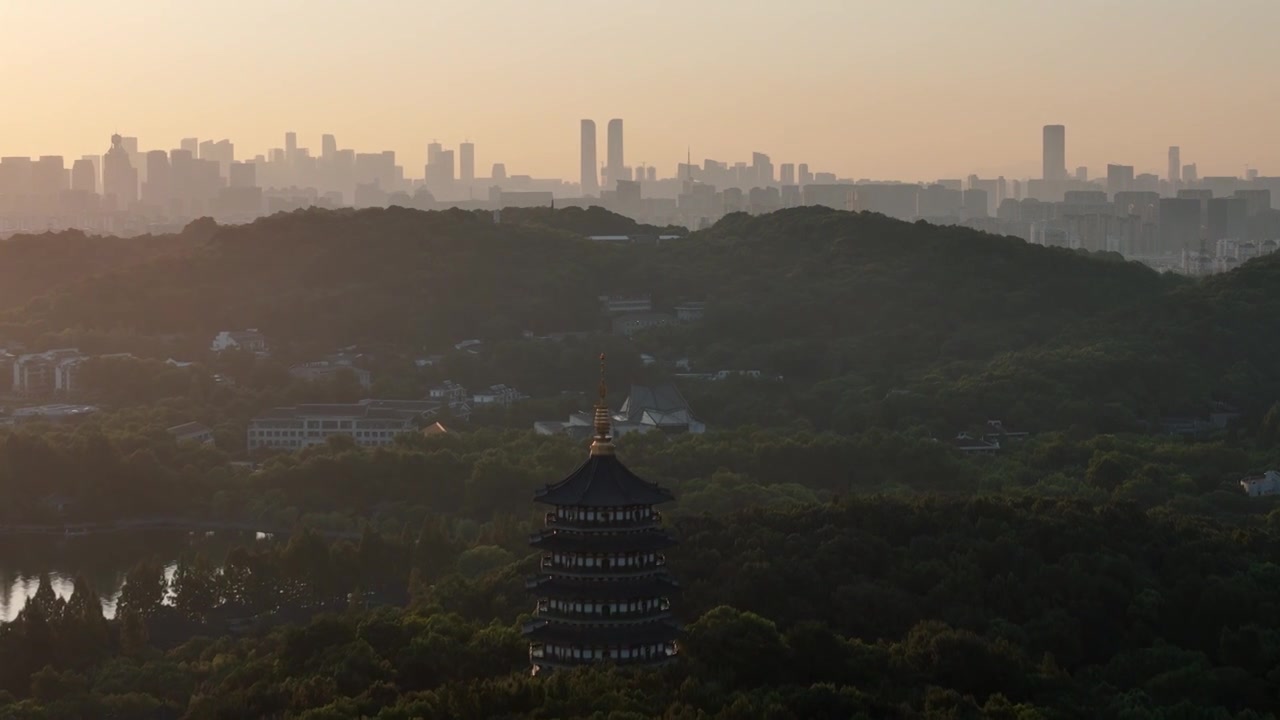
(3, 0, 1278, 181)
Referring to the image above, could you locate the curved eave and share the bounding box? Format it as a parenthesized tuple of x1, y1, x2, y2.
(529, 529, 677, 553)
(534, 454, 676, 507)
(524, 619, 681, 644)
(526, 575, 682, 599)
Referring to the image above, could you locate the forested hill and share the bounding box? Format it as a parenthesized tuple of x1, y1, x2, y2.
(5, 205, 1279, 429)
(0, 221, 212, 312)
(1, 205, 1168, 352)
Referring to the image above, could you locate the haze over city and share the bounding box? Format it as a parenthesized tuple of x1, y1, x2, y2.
(4, 0, 1279, 180)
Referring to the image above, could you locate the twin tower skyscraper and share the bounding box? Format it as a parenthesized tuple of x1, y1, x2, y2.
(580, 119, 623, 197)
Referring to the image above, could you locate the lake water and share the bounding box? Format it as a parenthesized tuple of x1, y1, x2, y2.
(0, 530, 275, 622)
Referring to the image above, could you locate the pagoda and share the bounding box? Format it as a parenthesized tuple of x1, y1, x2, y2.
(524, 355, 680, 674)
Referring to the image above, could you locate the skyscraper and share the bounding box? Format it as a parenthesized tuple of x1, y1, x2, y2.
(606, 119, 624, 190)
(285, 132, 297, 159)
(181, 138, 198, 157)
(143, 150, 171, 206)
(580, 120, 598, 196)
(102, 134, 138, 210)
(780, 163, 796, 186)
(1168, 146, 1181, 185)
(1042, 125, 1065, 181)
(459, 142, 475, 183)
(322, 134, 337, 160)
(70, 158, 96, 194)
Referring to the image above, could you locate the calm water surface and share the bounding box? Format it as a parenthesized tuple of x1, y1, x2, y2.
(0, 530, 275, 622)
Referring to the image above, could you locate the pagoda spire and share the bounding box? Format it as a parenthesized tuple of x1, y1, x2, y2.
(590, 353, 614, 456)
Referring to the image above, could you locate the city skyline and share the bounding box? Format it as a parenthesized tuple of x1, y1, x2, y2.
(3, 0, 1278, 180)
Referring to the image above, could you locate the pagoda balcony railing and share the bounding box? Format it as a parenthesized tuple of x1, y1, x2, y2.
(539, 555, 666, 577)
(532, 605, 672, 626)
(529, 643, 679, 666)
(544, 511, 662, 530)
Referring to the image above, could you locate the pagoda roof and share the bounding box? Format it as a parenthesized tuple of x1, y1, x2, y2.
(524, 618, 680, 644)
(527, 575, 681, 600)
(534, 453, 674, 508)
(530, 529, 676, 553)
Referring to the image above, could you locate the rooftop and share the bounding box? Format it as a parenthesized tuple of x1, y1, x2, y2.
(535, 453, 675, 508)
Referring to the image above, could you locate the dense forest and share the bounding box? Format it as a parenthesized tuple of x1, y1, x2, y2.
(1, 496, 1278, 718)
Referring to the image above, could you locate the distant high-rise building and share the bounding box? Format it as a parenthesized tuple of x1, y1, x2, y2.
(70, 158, 96, 194)
(1207, 197, 1248, 241)
(646, 166, 656, 182)
(180, 138, 198, 157)
(1075, 166, 1088, 182)
(1106, 164, 1134, 196)
(1042, 125, 1066, 181)
(426, 149, 455, 187)
(427, 141, 442, 166)
(798, 163, 812, 186)
(1182, 163, 1198, 184)
(606, 119, 624, 189)
(780, 163, 796, 185)
(459, 142, 475, 183)
(1159, 198, 1202, 254)
(580, 120, 598, 196)
(752, 152, 773, 185)
(143, 150, 171, 206)
(229, 161, 257, 189)
(322, 134, 337, 160)
(1167, 146, 1180, 184)
(102, 134, 138, 210)
(285, 132, 297, 159)
(492, 163, 506, 180)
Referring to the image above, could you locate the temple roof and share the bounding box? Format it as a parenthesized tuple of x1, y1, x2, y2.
(534, 453, 674, 507)
(530, 529, 676, 552)
(527, 575, 681, 600)
(524, 619, 680, 644)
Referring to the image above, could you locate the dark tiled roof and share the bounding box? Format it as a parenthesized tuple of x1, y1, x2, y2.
(530, 529, 676, 552)
(524, 619, 680, 644)
(535, 454, 675, 507)
(619, 383, 691, 423)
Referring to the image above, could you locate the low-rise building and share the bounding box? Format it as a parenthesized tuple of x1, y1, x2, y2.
(1240, 470, 1280, 497)
(950, 432, 1000, 455)
(12, 349, 84, 396)
(2, 403, 99, 425)
(429, 381, 469, 402)
(168, 421, 215, 445)
(211, 329, 268, 354)
(612, 312, 674, 337)
(599, 295, 653, 314)
(674, 302, 706, 322)
(247, 398, 444, 451)
(472, 384, 526, 407)
(289, 359, 372, 389)
(983, 420, 1030, 444)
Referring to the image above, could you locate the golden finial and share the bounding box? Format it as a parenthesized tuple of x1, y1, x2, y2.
(590, 353, 615, 456)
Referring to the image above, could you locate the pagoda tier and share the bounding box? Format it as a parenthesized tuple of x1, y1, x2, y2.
(525, 357, 680, 675)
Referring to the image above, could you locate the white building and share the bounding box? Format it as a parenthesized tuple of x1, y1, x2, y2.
(1240, 470, 1280, 498)
(211, 329, 268, 354)
(247, 399, 443, 451)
